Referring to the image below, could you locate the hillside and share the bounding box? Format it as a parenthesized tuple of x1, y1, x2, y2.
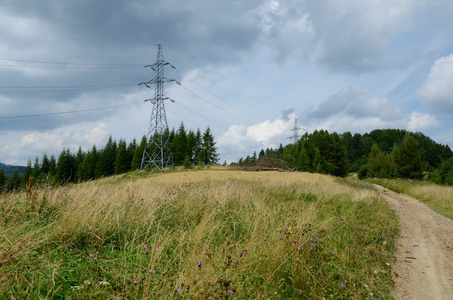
(1, 168, 398, 299)
(0, 162, 25, 178)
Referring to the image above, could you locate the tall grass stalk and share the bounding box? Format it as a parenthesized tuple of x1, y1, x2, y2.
(1, 170, 398, 299)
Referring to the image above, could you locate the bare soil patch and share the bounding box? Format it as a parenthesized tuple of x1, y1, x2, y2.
(374, 184, 453, 299)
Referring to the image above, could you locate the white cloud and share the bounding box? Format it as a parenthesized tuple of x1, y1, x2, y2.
(416, 53, 453, 114)
(347, 96, 403, 121)
(406, 111, 441, 132)
(0, 122, 109, 165)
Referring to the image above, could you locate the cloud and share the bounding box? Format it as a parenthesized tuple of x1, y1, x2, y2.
(346, 96, 403, 121)
(0, 122, 109, 165)
(406, 111, 440, 132)
(218, 113, 295, 162)
(308, 87, 367, 119)
(416, 53, 453, 114)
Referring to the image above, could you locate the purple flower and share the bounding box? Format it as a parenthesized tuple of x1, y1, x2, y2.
(177, 288, 182, 295)
(134, 280, 139, 285)
(341, 281, 345, 289)
(265, 228, 269, 233)
(311, 243, 314, 246)
(144, 245, 148, 249)
(154, 248, 159, 252)
(228, 290, 234, 295)
(148, 269, 153, 274)
(197, 262, 202, 268)
(332, 251, 335, 254)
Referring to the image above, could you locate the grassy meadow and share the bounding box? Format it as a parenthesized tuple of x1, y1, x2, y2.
(1, 168, 398, 299)
(366, 178, 453, 221)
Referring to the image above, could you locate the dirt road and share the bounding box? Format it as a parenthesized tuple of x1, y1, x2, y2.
(374, 185, 453, 299)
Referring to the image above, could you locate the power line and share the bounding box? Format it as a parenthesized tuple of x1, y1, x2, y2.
(0, 103, 137, 120)
(0, 16, 154, 46)
(0, 83, 136, 94)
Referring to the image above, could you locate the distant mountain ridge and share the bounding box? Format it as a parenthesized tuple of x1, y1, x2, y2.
(0, 162, 26, 178)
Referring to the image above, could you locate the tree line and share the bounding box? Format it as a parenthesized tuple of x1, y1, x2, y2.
(0, 123, 219, 192)
(235, 129, 453, 184)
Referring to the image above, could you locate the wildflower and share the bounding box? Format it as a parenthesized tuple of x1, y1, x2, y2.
(197, 262, 202, 268)
(274, 291, 278, 295)
(144, 245, 148, 250)
(311, 243, 314, 246)
(228, 290, 234, 296)
(332, 251, 335, 255)
(341, 281, 345, 288)
(154, 248, 159, 252)
(265, 228, 269, 233)
(89, 254, 94, 257)
(177, 288, 182, 295)
(134, 280, 139, 285)
(148, 269, 153, 274)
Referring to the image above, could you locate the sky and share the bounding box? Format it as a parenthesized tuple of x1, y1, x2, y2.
(1, 0, 453, 166)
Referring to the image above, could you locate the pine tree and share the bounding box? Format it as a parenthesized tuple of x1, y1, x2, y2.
(95, 136, 117, 178)
(115, 139, 130, 174)
(201, 127, 219, 165)
(193, 129, 203, 165)
(297, 145, 310, 171)
(22, 160, 33, 186)
(49, 155, 57, 177)
(41, 153, 50, 175)
(56, 148, 76, 183)
(32, 156, 40, 179)
(0, 168, 5, 192)
(132, 135, 146, 170)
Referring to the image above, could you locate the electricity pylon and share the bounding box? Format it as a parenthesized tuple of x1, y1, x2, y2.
(289, 117, 304, 143)
(139, 44, 179, 171)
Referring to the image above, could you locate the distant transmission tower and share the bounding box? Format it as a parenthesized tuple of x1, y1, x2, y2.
(289, 118, 304, 143)
(139, 44, 180, 171)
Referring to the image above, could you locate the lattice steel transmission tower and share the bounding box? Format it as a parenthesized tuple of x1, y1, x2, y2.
(289, 118, 304, 143)
(139, 44, 179, 171)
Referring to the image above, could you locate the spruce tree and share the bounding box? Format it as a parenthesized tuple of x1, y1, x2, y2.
(32, 156, 40, 179)
(95, 136, 117, 178)
(115, 139, 130, 174)
(56, 148, 75, 183)
(41, 153, 50, 175)
(132, 135, 146, 170)
(201, 127, 219, 165)
(193, 129, 203, 165)
(49, 155, 57, 177)
(0, 168, 5, 191)
(22, 160, 33, 186)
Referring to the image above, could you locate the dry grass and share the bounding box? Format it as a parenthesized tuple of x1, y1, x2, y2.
(407, 185, 453, 220)
(1, 169, 398, 299)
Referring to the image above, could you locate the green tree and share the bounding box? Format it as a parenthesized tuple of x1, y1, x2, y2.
(22, 160, 33, 186)
(364, 144, 395, 178)
(132, 135, 146, 170)
(201, 127, 219, 165)
(56, 148, 76, 183)
(115, 139, 130, 174)
(7, 169, 22, 192)
(32, 156, 40, 179)
(297, 145, 310, 171)
(95, 136, 117, 178)
(41, 153, 50, 176)
(0, 168, 5, 192)
(193, 129, 203, 165)
(172, 122, 188, 166)
(49, 155, 57, 177)
(77, 145, 98, 181)
(392, 135, 423, 179)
